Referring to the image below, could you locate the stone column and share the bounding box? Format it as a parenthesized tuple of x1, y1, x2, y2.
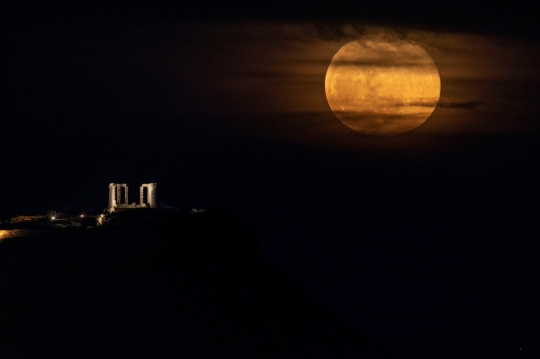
(140, 186, 145, 206)
(116, 185, 122, 205)
(115, 184, 128, 205)
(108, 183, 116, 209)
(148, 183, 157, 208)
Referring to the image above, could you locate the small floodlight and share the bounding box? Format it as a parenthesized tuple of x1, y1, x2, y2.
(52, 216, 55, 220)
(81, 214, 84, 218)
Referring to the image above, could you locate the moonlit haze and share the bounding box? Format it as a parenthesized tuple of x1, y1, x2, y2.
(155, 23, 540, 149)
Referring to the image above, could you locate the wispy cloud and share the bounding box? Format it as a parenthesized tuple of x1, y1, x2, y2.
(438, 100, 486, 109)
(155, 22, 540, 138)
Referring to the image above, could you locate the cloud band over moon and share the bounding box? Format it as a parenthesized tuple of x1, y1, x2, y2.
(154, 23, 540, 141)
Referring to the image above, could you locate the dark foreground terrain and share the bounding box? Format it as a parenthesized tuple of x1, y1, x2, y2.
(0, 209, 390, 358)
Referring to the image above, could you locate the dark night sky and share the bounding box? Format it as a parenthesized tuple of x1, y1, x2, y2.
(3, 1, 540, 358)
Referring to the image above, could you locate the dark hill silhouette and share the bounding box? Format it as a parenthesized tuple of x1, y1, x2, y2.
(0, 209, 391, 359)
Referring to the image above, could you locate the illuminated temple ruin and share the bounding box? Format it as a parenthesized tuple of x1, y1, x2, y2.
(107, 183, 156, 213)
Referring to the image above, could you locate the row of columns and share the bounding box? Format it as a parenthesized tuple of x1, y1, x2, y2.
(108, 183, 157, 211)
(108, 183, 128, 207)
(140, 183, 157, 208)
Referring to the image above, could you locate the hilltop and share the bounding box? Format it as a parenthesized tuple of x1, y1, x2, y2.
(0, 209, 391, 359)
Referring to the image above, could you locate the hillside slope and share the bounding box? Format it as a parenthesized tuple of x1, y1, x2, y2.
(0, 209, 391, 359)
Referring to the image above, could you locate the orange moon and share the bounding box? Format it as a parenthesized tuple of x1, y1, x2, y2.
(325, 40, 441, 135)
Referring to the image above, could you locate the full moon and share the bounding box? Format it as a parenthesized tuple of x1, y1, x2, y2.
(325, 40, 441, 135)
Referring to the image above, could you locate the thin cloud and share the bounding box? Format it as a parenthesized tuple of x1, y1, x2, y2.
(329, 60, 435, 68)
(438, 101, 486, 109)
(408, 100, 440, 107)
(296, 22, 409, 43)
